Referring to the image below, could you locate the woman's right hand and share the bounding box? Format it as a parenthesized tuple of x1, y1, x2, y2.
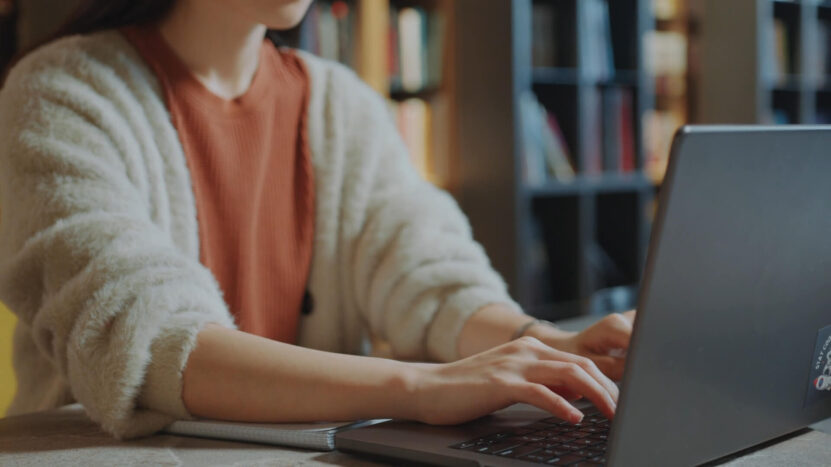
(410, 336, 619, 426)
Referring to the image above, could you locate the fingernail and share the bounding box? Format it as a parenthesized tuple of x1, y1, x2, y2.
(572, 410, 584, 423)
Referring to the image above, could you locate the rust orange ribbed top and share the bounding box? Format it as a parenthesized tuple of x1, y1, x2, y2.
(121, 26, 314, 344)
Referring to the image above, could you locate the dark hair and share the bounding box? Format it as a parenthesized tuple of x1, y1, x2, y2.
(56, 0, 301, 44)
(57, 0, 177, 37)
(5, 0, 302, 77)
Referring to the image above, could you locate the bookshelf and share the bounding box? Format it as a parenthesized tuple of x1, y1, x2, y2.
(451, 0, 656, 319)
(699, 0, 831, 124)
(293, 0, 659, 319)
(293, 0, 456, 189)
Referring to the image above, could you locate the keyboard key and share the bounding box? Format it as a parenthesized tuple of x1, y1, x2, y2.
(548, 453, 588, 465)
(464, 435, 499, 445)
(473, 440, 523, 454)
(496, 444, 542, 458)
(449, 441, 478, 450)
(529, 443, 572, 453)
(519, 450, 561, 463)
(543, 435, 571, 444)
(572, 438, 596, 446)
(529, 444, 561, 451)
(526, 422, 557, 431)
(579, 426, 603, 434)
(591, 456, 607, 463)
(560, 443, 584, 451)
(582, 407, 601, 415)
(569, 431, 592, 439)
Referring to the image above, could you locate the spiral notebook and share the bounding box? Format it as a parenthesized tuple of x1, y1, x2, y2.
(165, 418, 387, 451)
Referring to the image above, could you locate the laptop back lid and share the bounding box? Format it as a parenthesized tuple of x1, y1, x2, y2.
(608, 126, 831, 466)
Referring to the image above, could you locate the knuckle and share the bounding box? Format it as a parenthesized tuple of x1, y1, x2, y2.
(576, 357, 596, 371)
(564, 362, 583, 377)
(607, 313, 630, 327)
(517, 335, 541, 347)
(506, 336, 542, 354)
(494, 355, 519, 371)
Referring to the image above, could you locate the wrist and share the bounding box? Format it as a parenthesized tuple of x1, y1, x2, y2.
(391, 361, 433, 421)
(524, 321, 577, 352)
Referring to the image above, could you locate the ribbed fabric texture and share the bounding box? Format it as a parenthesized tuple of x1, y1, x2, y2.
(121, 26, 314, 344)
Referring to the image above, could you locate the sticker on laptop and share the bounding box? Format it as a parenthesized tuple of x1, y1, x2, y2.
(805, 324, 831, 408)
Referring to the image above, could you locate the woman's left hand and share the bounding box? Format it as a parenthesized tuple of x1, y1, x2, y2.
(526, 311, 636, 381)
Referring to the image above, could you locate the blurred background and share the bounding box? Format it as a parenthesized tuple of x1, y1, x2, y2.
(1, 0, 829, 415)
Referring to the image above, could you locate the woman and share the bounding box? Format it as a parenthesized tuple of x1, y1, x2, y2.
(0, 0, 634, 438)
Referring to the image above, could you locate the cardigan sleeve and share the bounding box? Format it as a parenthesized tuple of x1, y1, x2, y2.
(320, 63, 523, 362)
(0, 39, 234, 438)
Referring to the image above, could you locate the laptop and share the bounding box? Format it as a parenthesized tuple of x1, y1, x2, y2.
(335, 126, 831, 466)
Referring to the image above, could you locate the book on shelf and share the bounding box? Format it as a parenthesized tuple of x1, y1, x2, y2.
(602, 88, 636, 174)
(645, 30, 687, 79)
(519, 92, 575, 185)
(584, 87, 604, 174)
(389, 6, 444, 93)
(644, 109, 683, 183)
(532, 2, 559, 68)
(652, 0, 682, 21)
(300, 0, 356, 67)
(389, 97, 433, 182)
(769, 18, 793, 85)
(579, 0, 615, 81)
(813, 20, 831, 86)
(772, 108, 792, 125)
(544, 112, 577, 180)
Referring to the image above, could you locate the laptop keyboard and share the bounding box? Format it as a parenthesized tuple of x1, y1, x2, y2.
(449, 406, 609, 465)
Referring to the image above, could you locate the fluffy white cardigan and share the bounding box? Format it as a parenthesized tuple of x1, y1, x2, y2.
(0, 31, 519, 438)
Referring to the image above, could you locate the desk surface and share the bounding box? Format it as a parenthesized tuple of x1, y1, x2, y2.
(1, 405, 829, 466)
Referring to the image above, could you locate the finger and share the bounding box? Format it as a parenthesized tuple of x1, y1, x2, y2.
(589, 355, 625, 382)
(594, 313, 634, 351)
(547, 385, 582, 402)
(520, 337, 619, 401)
(551, 352, 619, 402)
(513, 383, 584, 424)
(532, 361, 617, 419)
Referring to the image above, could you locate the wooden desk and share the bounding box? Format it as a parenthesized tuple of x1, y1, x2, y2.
(1, 404, 829, 466)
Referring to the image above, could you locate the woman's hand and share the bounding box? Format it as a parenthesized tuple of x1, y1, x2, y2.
(411, 336, 619, 426)
(527, 311, 636, 381)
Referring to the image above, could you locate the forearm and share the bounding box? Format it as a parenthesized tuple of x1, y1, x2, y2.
(457, 304, 576, 359)
(182, 324, 421, 422)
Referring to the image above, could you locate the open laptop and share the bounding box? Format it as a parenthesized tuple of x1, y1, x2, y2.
(335, 126, 831, 466)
